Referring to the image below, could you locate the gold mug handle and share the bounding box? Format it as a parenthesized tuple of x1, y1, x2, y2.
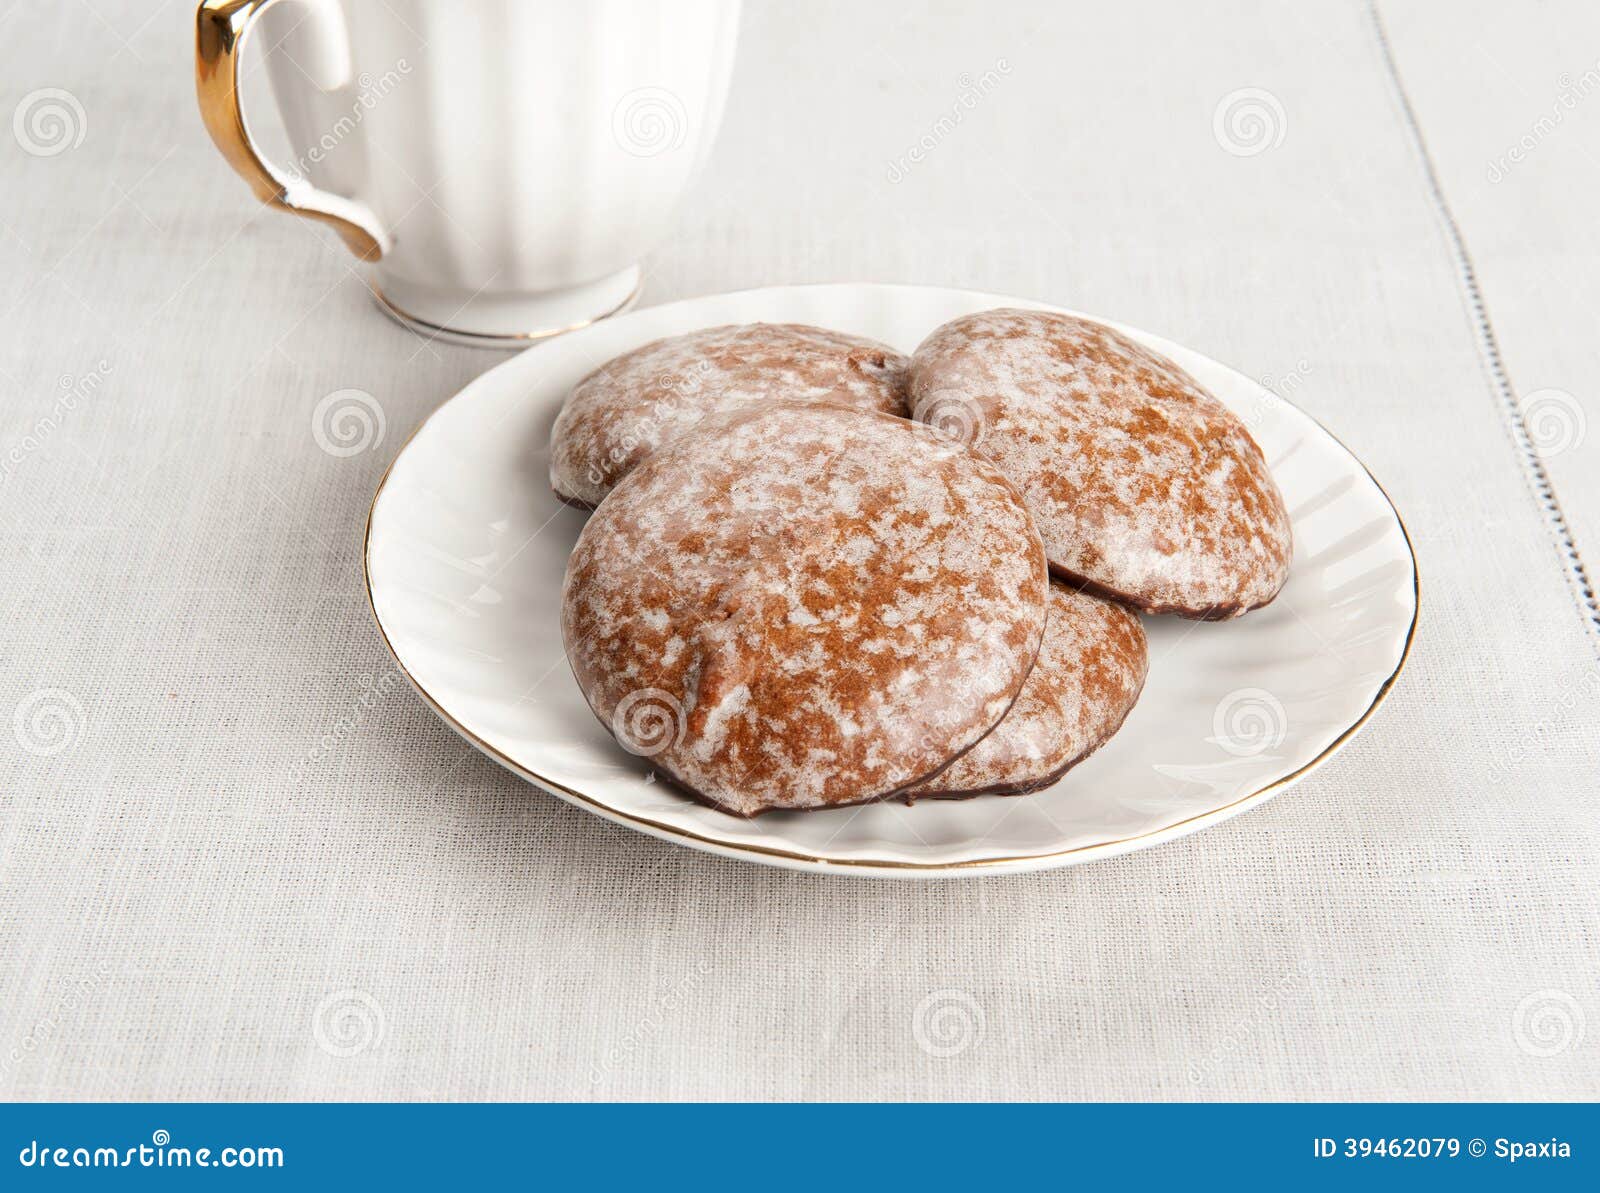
(195, 0, 387, 261)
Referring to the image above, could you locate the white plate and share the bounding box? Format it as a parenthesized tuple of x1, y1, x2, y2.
(364, 284, 1417, 878)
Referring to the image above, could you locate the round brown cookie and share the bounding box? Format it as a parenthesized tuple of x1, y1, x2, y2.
(560, 400, 1049, 817)
(550, 322, 910, 507)
(909, 308, 1292, 618)
(903, 582, 1147, 800)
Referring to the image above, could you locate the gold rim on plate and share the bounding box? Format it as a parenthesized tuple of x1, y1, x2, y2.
(360, 289, 1420, 874)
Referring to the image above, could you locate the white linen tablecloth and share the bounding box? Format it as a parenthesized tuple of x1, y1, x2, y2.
(1, 0, 1596, 1101)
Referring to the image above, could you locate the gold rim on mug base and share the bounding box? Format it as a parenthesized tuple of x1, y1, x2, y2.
(370, 279, 644, 349)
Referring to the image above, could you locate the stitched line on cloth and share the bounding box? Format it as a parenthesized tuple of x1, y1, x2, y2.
(1369, 0, 1600, 650)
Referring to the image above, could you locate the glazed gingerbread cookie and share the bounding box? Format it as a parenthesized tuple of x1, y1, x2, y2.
(560, 400, 1049, 816)
(909, 309, 1292, 618)
(903, 582, 1147, 800)
(549, 322, 909, 507)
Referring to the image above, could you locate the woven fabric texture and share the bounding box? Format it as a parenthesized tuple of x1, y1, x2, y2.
(1, 0, 1595, 1100)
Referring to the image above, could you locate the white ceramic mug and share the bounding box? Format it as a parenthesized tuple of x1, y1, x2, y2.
(197, 0, 740, 345)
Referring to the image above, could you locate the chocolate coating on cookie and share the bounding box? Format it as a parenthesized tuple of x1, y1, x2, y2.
(904, 583, 1147, 800)
(560, 401, 1049, 816)
(909, 309, 1292, 618)
(550, 322, 910, 507)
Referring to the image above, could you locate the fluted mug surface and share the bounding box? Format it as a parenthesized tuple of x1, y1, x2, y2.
(197, 0, 740, 343)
